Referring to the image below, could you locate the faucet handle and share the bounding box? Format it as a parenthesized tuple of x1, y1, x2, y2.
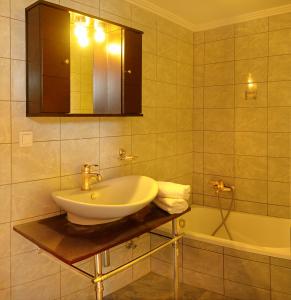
(81, 164, 99, 173)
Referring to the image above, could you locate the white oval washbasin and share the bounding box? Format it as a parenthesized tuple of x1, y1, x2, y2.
(52, 175, 158, 225)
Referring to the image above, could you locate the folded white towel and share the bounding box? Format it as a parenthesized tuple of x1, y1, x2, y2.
(158, 181, 191, 200)
(154, 197, 188, 214)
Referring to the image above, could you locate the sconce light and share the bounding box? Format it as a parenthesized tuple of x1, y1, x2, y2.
(245, 73, 257, 100)
(73, 14, 90, 47)
(107, 43, 121, 55)
(94, 20, 106, 43)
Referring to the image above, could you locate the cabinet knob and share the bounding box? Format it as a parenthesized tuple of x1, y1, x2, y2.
(64, 59, 70, 65)
(126, 69, 132, 74)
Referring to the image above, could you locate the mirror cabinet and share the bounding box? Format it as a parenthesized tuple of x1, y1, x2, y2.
(26, 1, 143, 116)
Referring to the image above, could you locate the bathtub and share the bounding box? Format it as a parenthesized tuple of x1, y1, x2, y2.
(162, 205, 291, 260)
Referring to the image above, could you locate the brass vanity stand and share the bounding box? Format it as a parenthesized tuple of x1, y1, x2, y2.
(14, 204, 190, 300)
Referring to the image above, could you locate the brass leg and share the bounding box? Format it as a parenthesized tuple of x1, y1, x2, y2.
(94, 254, 104, 300)
(172, 219, 179, 300)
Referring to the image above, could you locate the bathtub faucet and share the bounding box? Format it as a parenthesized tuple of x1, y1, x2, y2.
(210, 180, 234, 193)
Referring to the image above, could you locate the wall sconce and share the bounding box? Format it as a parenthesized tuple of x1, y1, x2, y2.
(94, 20, 106, 43)
(245, 73, 257, 100)
(73, 14, 90, 47)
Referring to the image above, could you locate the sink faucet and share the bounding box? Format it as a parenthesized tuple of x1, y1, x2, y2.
(81, 164, 102, 191)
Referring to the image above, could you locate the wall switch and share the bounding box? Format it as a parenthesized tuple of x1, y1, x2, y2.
(19, 131, 33, 147)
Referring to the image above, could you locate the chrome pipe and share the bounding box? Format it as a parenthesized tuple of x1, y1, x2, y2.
(172, 219, 179, 300)
(94, 254, 104, 300)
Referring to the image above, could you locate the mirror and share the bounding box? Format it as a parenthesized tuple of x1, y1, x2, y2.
(70, 12, 122, 114)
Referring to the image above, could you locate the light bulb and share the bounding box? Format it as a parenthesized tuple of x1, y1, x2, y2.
(107, 43, 121, 55)
(74, 23, 89, 47)
(94, 27, 105, 43)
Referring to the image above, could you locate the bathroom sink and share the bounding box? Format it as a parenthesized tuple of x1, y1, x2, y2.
(52, 175, 158, 225)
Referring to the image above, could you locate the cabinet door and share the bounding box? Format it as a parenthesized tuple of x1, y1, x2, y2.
(40, 5, 70, 113)
(123, 29, 142, 115)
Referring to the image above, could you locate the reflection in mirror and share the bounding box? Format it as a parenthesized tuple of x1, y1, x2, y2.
(70, 12, 122, 114)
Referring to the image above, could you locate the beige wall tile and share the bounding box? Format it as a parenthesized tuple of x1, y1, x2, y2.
(157, 57, 176, 84)
(143, 52, 157, 81)
(12, 142, 60, 182)
(268, 133, 290, 157)
(204, 85, 234, 108)
(269, 12, 291, 31)
(205, 38, 234, 64)
(235, 33, 268, 60)
(235, 108, 267, 132)
(0, 223, 10, 258)
(0, 257, 10, 289)
(194, 31, 204, 45)
(268, 205, 290, 218)
(268, 81, 291, 107)
(183, 245, 223, 277)
(157, 32, 177, 60)
(177, 86, 193, 108)
(142, 79, 157, 107)
(193, 109, 204, 131)
(224, 279, 270, 300)
(204, 153, 234, 177)
(177, 63, 193, 87)
(11, 178, 60, 221)
(156, 82, 176, 108)
(156, 156, 177, 180)
(132, 5, 156, 28)
(268, 107, 290, 133)
(0, 0, 10, 18)
(99, 10, 129, 26)
(156, 132, 176, 158)
(62, 117, 99, 139)
(157, 17, 178, 38)
(12, 273, 60, 300)
(0, 288, 10, 300)
(11, 0, 38, 21)
(236, 200, 268, 215)
(224, 255, 270, 288)
(0, 101, 10, 143)
(193, 87, 203, 108)
(132, 107, 156, 135)
(155, 108, 176, 133)
(235, 155, 267, 180)
(270, 28, 291, 56)
(271, 265, 291, 294)
(176, 153, 193, 176)
(235, 83, 267, 108)
(272, 291, 291, 300)
(132, 134, 156, 162)
(235, 178, 267, 203)
(235, 18, 268, 36)
(183, 268, 224, 294)
(224, 247, 269, 263)
(11, 250, 59, 285)
(100, 0, 130, 19)
(61, 138, 99, 175)
(11, 20, 25, 60)
(268, 157, 290, 182)
(193, 131, 203, 152)
(268, 181, 291, 206)
(204, 108, 234, 131)
(100, 136, 131, 169)
(0, 144, 11, 185)
(205, 25, 234, 42)
(269, 55, 291, 81)
(0, 58, 10, 100)
(11, 102, 60, 142)
(235, 57, 268, 83)
(235, 132, 267, 156)
(204, 131, 234, 154)
(177, 26, 193, 44)
(137, 24, 156, 54)
(0, 16, 10, 58)
(205, 61, 234, 86)
(177, 109, 192, 131)
(11, 59, 26, 101)
(177, 131, 193, 154)
(194, 44, 205, 66)
(178, 40, 193, 65)
(0, 185, 10, 224)
(193, 65, 204, 87)
(192, 172, 203, 194)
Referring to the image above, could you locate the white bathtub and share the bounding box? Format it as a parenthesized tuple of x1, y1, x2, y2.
(162, 205, 291, 259)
